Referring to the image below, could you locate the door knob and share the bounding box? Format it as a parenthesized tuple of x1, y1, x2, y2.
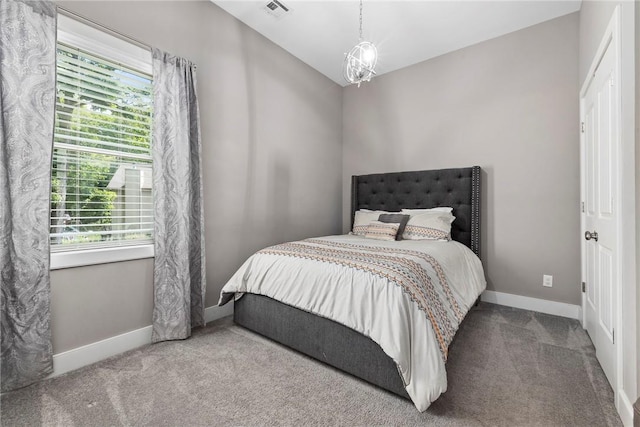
(585, 231, 598, 242)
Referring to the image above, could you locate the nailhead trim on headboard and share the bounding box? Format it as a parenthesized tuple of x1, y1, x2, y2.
(351, 166, 482, 258)
(471, 166, 480, 257)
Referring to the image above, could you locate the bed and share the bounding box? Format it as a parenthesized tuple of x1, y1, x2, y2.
(218, 166, 485, 411)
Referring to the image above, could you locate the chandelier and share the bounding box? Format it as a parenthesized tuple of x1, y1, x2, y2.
(343, 0, 377, 87)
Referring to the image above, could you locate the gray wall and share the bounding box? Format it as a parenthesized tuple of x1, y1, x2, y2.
(343, 13, 580, 305)
(50, 260, 154, 352)
(51, 0, 343, 353)
(579, 0, 638, 406)
(578, 1, 618, 83)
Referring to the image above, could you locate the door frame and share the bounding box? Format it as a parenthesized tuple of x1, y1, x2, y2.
(579, 5, 637, 425)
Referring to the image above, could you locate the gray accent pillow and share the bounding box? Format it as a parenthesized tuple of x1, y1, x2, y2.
(377, 214, 410, 240)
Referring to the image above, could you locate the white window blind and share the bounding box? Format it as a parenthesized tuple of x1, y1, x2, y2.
(50, 41, 153, 252)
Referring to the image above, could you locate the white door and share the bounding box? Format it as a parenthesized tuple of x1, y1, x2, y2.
(581, 36, 619, 390)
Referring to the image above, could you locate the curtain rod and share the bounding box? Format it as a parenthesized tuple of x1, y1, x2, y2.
(57, 6, 152, 52)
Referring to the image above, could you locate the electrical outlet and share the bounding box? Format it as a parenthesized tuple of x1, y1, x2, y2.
(543, 275, 553, 288)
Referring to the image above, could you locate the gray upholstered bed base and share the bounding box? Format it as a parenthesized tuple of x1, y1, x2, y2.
(234, 166, 481, 401)
(235, 293, 410, 398)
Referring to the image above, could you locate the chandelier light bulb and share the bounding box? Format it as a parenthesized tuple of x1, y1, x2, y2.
(361, 45, 376, 63)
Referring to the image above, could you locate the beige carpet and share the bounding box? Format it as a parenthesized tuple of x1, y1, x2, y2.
(1, 303, 622, 426)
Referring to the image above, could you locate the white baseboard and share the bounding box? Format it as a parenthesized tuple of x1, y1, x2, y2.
(50, 304, 234, 379)
(205, 302, 234, 323)
(52, 293, 582, 380)
(617, 389, 634, 427)
(50, 325, 152, 378)
(481, 290, 582, 320)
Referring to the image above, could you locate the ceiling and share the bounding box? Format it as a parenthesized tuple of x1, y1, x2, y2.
(212, 0, 581, 86)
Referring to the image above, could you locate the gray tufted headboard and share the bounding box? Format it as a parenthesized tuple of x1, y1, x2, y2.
(351, 166, 481, 257)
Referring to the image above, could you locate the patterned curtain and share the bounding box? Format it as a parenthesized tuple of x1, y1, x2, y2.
(0, 0, 57, 391)
(151, 48, 206, 342)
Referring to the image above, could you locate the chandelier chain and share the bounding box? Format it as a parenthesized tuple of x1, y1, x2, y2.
(359, 0, 363, 40)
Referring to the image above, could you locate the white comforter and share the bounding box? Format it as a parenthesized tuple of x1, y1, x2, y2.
(218, 234, 486, 411)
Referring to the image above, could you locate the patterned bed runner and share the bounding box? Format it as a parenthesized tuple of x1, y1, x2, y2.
(258, 239, 464, 360)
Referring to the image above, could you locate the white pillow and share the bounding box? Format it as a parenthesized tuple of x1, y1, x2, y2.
(402, 207, 455, 224)
(364, 221, 400, 241)
(402, 211, 453, 241)
(352, 210, 387, 236)
(402, 207, 453, 214)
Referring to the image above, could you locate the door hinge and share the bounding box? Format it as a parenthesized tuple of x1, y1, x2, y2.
(612, 328, 615, 344)
(581, 281, 586, 293)
(581, 122, 585, 133)
(581, 201, 584, 213)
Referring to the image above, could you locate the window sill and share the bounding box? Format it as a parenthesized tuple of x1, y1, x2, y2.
(50, 244, 154, 270)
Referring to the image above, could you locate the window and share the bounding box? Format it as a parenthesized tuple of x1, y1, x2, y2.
(50, 15, 154, 268)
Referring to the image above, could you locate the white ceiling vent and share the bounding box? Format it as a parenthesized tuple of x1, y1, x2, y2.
(263, 0, 291, 20)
